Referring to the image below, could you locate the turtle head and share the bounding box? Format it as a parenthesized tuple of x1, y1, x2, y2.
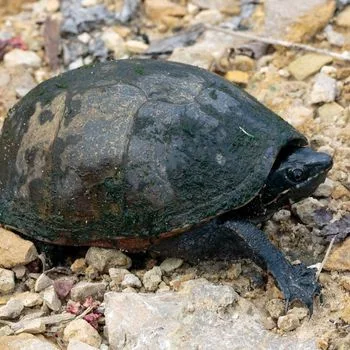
(261, 147, 333, 210)
(231, 147, 332, 222)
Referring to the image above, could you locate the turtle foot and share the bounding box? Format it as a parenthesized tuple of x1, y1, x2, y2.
(274, 263, 321, 314)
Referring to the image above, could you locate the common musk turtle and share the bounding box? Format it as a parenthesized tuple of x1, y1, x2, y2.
(0, 59, 332, 309)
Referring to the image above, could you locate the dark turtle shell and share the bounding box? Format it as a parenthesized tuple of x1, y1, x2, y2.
(0, 59, 306, 249)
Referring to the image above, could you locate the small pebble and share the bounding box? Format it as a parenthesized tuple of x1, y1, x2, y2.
(54, 278, 75, 299)
(4, 49, 42, 68)
(70, 281, 107, 302)
(292, 197, 324, 226)
(0, 228, 38, 268)
(69, 58, 84, 70)
(313, 178, 334, 197)
(157, 281, 170, 292)
(70, 258, 87, 274)
(85, 247, 132, 273)
(64, 319, 102, 348)
(14, 318, 46, 335)
(340, 276, 350, 291)
(67, 339, 99, 350)
(125, 40, 149, 53)
(77, 32, 91, 44)
(288, 54, 333, 80)
(225, 70, 249, 86)
(265, 299, 285, 319)
(0, 325, 13, 336)
(287, 307, 309, 321)
(309, 73, 338, 104)
(318, 102, 344, 121)
(272, 209, 291, 222)
(0, 299, 24, 319)
(143, 266, 162, 292)
(160, 258, 184, 273)
(81, 0, 100, 7)
(226, 263, 242, 280)
(35, 273, 53, 292)
(12, 266, 26, 279)
(46, 0, 60, 12)
(10, 292, 42, 307)
(277, 314, 300, 331)
(42, 286, 61, 311)
(109, 268, 130, 284)
(121, 274, 142, 289)
(263, 317, 276, 330)
(0, 268, 15, 294)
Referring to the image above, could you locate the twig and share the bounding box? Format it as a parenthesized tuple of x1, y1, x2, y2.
(205, 25, 350, 62)
(316, 235, 336, 280)
(75, 305, 94, 320)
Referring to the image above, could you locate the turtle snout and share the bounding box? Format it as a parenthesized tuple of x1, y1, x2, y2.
(316, 152, 333, 172)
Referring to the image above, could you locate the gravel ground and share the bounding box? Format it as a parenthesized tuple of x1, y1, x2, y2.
(0, 1, 349, 349)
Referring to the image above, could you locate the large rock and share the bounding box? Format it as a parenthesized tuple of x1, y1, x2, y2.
(104, 279, 317, 349)
(0, 229, 38, 268)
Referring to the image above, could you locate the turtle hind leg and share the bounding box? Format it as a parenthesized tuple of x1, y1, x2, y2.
(223, 220, 320, 313)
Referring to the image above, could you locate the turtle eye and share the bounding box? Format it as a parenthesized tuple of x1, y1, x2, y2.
(287, 167, 305, 182)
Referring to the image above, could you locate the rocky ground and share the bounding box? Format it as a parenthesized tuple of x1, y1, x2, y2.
(0, 0, 349, 349)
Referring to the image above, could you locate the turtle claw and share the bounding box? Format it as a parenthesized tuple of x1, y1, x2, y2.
(275, 263, 321, 315)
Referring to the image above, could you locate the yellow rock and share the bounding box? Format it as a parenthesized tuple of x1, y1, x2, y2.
(125, 40, 149, 54)
(336, 6, 350, 27)
(318, 102, 344, 120)
(332, 183, 350, 200)
(70, 258, 87, 274)
(341, 302, 350, 323)
(0, 0, 35, 15)
(232, 55, 256, 72)
(192, 0, 240, 15)
(63, 319, 101, 348)
(340, 276, 350, 291)
(225, 70, 249, 85)
(0, 228, 38, 269)
(145, 0, 186, 21)
(285, 1, 336, 42)
(324, 237, 350, 271)
(288, 54, 333, 80)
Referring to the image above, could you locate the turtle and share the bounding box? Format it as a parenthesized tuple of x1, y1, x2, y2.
(0, 59, 332, 310)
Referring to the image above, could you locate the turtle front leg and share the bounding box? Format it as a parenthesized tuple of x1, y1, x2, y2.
(223, 220, 320, 312)
(150, 219, 320, 312)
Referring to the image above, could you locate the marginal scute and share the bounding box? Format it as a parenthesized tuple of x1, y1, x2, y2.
(0, 60, 306, 247)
